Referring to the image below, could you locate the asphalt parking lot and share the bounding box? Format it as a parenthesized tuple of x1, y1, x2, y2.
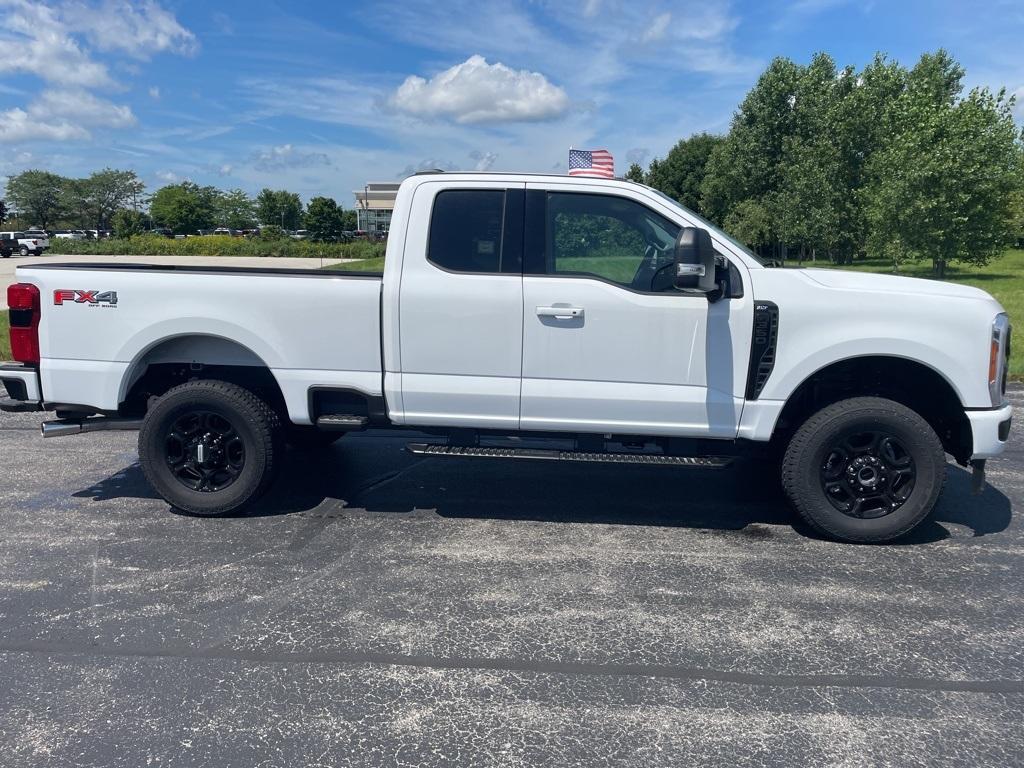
(0, 389, 1021, 767)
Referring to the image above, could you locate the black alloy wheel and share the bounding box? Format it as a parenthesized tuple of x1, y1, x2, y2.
(164, 410, 246, 492)
(820, 429, 916, 519)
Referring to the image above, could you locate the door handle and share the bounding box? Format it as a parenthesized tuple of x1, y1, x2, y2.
(536, 306, 584, 320)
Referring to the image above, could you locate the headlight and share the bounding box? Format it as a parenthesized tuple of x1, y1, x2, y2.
(989, 313, 1010, 406)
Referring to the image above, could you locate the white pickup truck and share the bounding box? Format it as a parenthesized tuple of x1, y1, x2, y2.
(1, 172, 1013, 542)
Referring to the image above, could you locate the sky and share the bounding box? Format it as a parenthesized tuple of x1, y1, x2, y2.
(0, 0, 1022, 208)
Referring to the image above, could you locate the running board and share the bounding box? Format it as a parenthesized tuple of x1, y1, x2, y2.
(406, 443, 732, 467)
(316, 414, 369, 431)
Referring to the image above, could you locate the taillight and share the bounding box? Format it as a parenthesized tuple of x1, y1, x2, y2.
(7, 282, 40, 365)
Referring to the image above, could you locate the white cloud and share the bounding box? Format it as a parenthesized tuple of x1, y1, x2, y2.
(0, 108, 90, 142)
(61, 0, 197, 58)
(149, 85, 160, 99)
(469, 150, 497, 171)
(0, 1, 194, 144)
(390, 55, 570, 124)
(252, 144, 331, 172)
(642, 12, 671, 43)
(33, 89, 136, 127)
(0, 0, 112, 86)
(155, 169, 179, 183)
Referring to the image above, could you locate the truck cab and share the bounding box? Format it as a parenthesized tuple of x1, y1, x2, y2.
(0, 172, 1013, 542)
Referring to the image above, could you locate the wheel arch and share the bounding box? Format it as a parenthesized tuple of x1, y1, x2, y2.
(772, 354, 972, 465)
(118, 333, 288, 421)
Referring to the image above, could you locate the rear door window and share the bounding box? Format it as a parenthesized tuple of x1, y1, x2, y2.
(428, 189, 518, 274)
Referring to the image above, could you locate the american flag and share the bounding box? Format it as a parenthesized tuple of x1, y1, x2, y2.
(568, 148, 614, 178)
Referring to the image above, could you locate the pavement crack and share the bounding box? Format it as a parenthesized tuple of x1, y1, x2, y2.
(0, 641, 1020, 695)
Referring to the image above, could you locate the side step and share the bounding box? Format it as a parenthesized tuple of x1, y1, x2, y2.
(316, 414, 369, 431)
(406, 443, 732, 467)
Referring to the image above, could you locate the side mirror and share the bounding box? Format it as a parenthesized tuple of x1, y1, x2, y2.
(673, 227, 718, 295)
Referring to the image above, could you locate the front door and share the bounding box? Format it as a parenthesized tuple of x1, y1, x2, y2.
(520, 183, 741, 437)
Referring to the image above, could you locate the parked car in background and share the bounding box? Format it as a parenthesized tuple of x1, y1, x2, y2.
(148, 228, 174, 239)
(213, 228, 239, 237)
(291, 229, 309, 240)
(0, 230, 49, 256)
(52, 230, 85, 240)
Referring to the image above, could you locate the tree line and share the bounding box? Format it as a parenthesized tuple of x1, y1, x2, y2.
(626, 50, 1023, 276)
(1, 171, 360, 242)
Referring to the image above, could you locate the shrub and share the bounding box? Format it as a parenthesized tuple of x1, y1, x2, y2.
(48, 235, 386, 260)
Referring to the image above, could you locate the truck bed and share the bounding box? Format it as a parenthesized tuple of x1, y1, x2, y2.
(15, 262, 384, 424)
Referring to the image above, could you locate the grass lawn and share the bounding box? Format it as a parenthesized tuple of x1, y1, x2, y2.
(805, 248, 1022, 377)
(0, 311, 8, 360)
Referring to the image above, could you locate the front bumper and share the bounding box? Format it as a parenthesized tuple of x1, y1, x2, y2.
(0, 363, 42, 411)
(966, 403, 1013, 459)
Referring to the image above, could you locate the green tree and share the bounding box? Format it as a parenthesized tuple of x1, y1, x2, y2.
(149, 182, 219, 234)
(339, 208, 357, 231)
(304, 196, 344, 241)
(624, 163, 645, 184)
(60, 178, 91, 227)
(111, 209, 147, 238)
(5, 170, 67, 228)
(81, 169, 145, 228)
(216, 189, 256, 229)
(646, 133, 724, 214)
(255, 188, 303, 230)
(863, 82, 1022, 277)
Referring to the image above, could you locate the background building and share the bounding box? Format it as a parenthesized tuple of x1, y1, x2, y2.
(353, 182, 400, 234)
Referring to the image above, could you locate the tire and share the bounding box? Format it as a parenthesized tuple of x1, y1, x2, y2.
(138, 380, 284, 516)
(19, 246, 28, 257)
(781, 397, 945, 543)
(286, 425, 344, 451)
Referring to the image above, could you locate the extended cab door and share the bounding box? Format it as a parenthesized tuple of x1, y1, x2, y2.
(396, 182, 525, 429)
(520, 182, 743, 437)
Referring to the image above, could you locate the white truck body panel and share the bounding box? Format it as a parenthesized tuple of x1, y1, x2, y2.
(21, 266, 382, 424)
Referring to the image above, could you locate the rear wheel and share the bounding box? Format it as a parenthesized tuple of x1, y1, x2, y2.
(19, 246, 28, 257)
(138, 380, 283, 516)
(781, 397, 945, 543)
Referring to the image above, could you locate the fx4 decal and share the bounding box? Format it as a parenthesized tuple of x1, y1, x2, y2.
(54, 289, 118, 306)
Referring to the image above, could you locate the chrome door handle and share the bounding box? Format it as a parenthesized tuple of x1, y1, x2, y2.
(536, 306, 584, 320)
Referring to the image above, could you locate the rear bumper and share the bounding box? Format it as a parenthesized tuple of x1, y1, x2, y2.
(966, 403, 1013, 459)
(0, 363, 42, 410)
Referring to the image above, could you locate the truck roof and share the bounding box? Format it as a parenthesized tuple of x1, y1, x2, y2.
(407, 170, 637, 183)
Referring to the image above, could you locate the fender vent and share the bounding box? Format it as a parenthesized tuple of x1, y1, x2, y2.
(746, 301, 779, 400)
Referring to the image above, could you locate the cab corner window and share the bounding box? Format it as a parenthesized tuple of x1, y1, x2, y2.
(428, 189, 507, 274)
(545, 192, 680, 292)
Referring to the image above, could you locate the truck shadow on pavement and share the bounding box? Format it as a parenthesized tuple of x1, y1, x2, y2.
(72, 443, 1012, 544)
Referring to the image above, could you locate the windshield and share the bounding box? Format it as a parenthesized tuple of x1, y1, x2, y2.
(646, 187, 768, 266)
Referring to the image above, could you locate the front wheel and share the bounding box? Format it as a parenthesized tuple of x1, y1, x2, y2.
(19, 246, 28, 257)
(781, 397, 945, 543)
(138, 380, 284, 516)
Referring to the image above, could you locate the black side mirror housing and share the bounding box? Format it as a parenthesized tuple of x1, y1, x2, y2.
(673, 227, 718, 295)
